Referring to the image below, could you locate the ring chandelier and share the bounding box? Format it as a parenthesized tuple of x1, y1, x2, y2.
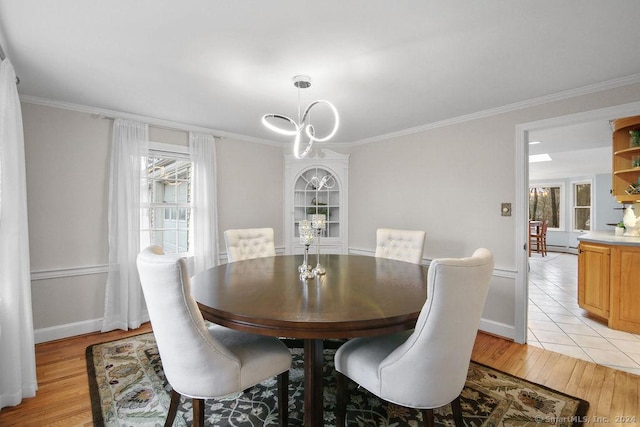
(262, 75, 339, 159)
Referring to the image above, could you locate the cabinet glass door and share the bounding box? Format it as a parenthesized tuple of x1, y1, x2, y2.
(294, 167, 340, 238)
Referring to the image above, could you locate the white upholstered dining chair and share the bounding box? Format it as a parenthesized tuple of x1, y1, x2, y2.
(224, 227, 276, 263)
(334, 248, 494, 427)
(374, 228, 426, 264)
(136, 246, 291, 427)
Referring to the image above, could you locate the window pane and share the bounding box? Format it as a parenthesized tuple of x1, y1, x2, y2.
(143, 152, 192, 255)
(573, 182, 591, 231)
(529, 186, 561, 228)
(152, 181, 165, 203)
(153, 229, 165, 247)
(575, 183, 591, 206)
(163, 183, 176, 203)
(177, 229, 189, 253)
(575, 207, 590, 231)
(153, 207, 166, 227)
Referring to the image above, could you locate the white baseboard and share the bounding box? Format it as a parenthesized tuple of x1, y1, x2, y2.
(545, 245, 578, 255)
(479, 318, 515, 341)
(34, 318, 103, 344)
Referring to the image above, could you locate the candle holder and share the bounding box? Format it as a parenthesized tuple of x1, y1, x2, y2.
(311, 214, 326, 275)
(300, 243, 315, 280)
(298, 220, 315, 279)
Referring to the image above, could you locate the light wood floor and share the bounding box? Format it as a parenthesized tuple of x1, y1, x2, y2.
(0, 326, 638, 426)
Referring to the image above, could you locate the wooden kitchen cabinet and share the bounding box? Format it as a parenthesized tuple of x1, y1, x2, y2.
(577, 235, 640, 333)
(609, 244, 640, 333)
(578, 242, 610, 319)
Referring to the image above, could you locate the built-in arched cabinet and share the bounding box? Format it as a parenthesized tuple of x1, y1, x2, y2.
(284, 150, 349, 254)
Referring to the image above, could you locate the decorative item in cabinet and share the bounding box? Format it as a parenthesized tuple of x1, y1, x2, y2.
(611, 115, 640, 203)
(307, 198, 328, 216)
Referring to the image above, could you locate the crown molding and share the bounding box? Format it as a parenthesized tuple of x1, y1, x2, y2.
(349, 73, 640, 146)
(20, 72, 640, 149)
(19, 95, 287, 148)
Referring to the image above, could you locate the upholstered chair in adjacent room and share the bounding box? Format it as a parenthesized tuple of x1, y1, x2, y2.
(374, 228, 426, 264)
(334, 248, 494, 427)
(136, 246, 291, 427)
(224, 227, 277, 263)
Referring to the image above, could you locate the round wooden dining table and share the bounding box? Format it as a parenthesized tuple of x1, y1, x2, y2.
(190, 254, 428, 427)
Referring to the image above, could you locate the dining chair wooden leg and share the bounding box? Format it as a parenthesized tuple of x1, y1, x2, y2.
(164, 389, 181, 427)
(529, 234, 537, 255)
(421, 397, 462, 427)
(277, 371, 289, 427)
(422, 408, 435, 427)
(451, 395, 464, 426)
(192, 398, 205, 427)
(335, 372, 348, 427)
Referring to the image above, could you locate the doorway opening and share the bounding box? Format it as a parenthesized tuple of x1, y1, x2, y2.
(514, 101, 640, 345)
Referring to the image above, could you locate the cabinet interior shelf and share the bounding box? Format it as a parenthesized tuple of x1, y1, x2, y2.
(613, 168, 640, 176)
(612, 115, 640, 203)
(613, 146, 640, 156)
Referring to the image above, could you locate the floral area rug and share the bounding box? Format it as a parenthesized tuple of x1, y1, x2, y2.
(86, 333, 588, 426)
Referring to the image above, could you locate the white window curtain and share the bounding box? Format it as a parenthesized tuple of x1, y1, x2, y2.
(102, 119, 149, 332)
(0, 58, 37, 409)
(189, 132, 219, 274)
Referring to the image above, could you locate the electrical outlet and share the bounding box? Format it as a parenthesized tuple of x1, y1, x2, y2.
(501, 203, 511, 217)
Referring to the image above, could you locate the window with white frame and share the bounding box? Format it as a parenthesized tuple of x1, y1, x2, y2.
(573, 181, 591, 232)
(140, 148, 192, 255)
(529, 183, 564, 230)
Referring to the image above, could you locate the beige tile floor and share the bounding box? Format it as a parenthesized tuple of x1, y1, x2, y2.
(528, 252, 640, 375)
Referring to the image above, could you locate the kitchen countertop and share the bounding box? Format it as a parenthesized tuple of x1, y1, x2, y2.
(577, 231, 640, 246)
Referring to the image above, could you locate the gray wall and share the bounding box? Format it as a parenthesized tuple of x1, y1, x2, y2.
(347, 83, 640, 335)
(22, 81, 640, 342)
(23, 102, 286, 341)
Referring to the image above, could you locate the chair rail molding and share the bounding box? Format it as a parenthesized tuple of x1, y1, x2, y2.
(31, 264, 109, 281)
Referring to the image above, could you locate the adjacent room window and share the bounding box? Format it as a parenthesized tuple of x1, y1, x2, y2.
(140, 149, 192, 255)
(573, 181, 592, 231)
(529, 183, 563, 229)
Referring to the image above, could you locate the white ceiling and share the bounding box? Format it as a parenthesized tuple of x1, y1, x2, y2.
(1, 0, 639, 178)
(528, 120, 613, 180)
